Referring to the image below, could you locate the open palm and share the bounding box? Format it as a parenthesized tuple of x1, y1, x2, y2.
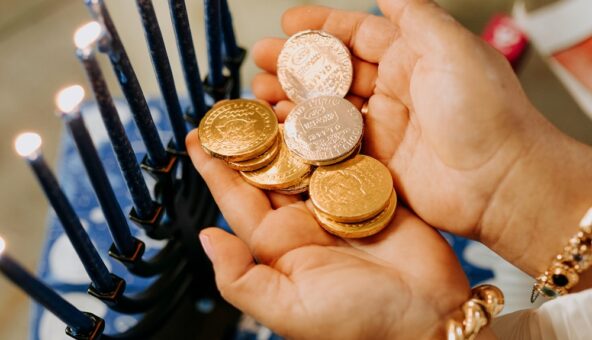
(251, 1, 552, 245)
(187, 131, 469, 339)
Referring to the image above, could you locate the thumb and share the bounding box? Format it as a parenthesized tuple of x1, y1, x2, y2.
(377, 0, 470, 54)
(199, 228, 299, 335)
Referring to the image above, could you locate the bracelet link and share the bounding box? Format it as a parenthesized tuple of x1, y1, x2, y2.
(446, 284, 504, 340)
(531, 207, 592, 302)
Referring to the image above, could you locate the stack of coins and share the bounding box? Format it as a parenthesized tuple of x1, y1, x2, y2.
(198, 99, 280, 172)
(309, 155, 396, 238)
(196, 30, 397, 239)
(241, 126, 313, 193)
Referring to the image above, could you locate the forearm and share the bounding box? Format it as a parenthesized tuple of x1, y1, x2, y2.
(476, 327, 497, 340)
(479, 116, 592, 288)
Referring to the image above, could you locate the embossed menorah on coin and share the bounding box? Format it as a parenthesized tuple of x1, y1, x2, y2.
(0, 0, 247, 339)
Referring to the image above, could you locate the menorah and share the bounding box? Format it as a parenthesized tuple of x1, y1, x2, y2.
(0, 0, 247, 338)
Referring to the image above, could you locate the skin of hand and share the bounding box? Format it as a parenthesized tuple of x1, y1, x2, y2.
(251, 0, 592, 284)
(186, 132, 471, 339)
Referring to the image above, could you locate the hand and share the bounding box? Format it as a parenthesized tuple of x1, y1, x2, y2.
(186, 132, 470, 339)
(251, 0, 592, 278)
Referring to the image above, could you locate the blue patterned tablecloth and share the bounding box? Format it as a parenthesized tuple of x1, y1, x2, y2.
(30, 98, 539, 340)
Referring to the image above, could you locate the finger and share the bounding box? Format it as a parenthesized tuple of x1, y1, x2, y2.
(346, 93, 365, 110)
(274, 100, 295, 122)
(267, 191, 300, 209)
(252, 39, 379, 99)
(351, 56, 377, 98)
(252, 37, 284, 74)
(199, 228, 297, 334)
(281, 6, 397, 63)
(186, 130, 272, 240)
(362, 94, 409, 163)
(377, 0, 471, 54)
(252, 72, 288, 103)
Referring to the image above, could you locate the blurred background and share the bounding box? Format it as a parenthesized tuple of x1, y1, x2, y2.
(0, 0, 590, 338)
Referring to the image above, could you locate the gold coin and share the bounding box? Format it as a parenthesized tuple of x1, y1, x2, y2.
(198, 99, 279, 162)
(226, 135, 281, 171)
(275, 175, 311, 195)
(309, 155, 393, 223)
(314, 190, 397, 239)
(240, 127, 312, 190)
(284, 96, 363, 166)
(277, 30, 353, 103)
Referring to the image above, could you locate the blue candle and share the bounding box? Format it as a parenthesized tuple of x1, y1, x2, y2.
(220, 0, 240, 58)
(15, 133, 115, 293)
(204, 0, 224, 87)
(57, 86, 136, 257)
(169, 0, 207, 119)
(220, 0, 243, 99)
(75, 23, 157, 220)
(135, 0, 187, 151)
(0, 237, 95, 332)
(84, 1, 169, 167)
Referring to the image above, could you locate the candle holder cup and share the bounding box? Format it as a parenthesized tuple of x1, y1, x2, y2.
(224, 46, 247, 99)
(87, 264, 189, 314)
(128, 204, 169, 240)
(203, 74, 234, 103)
(65, 313, 105, 340)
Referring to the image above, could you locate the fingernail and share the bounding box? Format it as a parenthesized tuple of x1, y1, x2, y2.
(199, 233, 215, 261)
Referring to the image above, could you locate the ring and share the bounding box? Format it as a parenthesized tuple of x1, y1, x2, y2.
(361, 101, 369, 115)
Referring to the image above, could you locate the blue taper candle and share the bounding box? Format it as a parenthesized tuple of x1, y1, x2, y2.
(220, 0, 240, 58)
(84, 0, 169, 167)
(57, 86, 136, 256)
(220, 0, 243, 99)
(204, 0, 224, 87)
(0, 237, 95, 332)
(169, 0, 207, 119)
(75, 22, 157, 220)
(135, 0, 187, 151)
(15, 133, 115, 292)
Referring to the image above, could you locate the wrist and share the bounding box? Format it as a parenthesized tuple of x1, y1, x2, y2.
(476, 327, 497, 340)
(441, 285, 504, 340)
(573, 269, 592, 292)
(479, 117, 592, 279)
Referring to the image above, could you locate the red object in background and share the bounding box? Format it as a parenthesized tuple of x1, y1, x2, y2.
(553, 37, 592, 93)
(481, 14, 529, 70)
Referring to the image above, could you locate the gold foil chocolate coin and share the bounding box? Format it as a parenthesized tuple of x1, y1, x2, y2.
(275, 175, 311, 195)
(199, 99, 279, 162)
(226, 135, 281, 171)
(284, 96, 363, 166)
(277, 30, 353, 103)
(314, 190, 397, 239)
(240, 127, 312, 190)
(310, 155, 393, 223)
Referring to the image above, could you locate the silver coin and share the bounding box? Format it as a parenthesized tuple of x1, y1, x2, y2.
(284, 96, 363, 166)
(277, 30, 353, 104)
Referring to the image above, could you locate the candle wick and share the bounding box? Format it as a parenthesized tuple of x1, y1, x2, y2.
(77, 47, 94, 60)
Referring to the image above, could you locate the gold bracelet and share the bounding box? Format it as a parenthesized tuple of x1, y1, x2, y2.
(531, 207, 592, 302)
(446, 284, 505, 340)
